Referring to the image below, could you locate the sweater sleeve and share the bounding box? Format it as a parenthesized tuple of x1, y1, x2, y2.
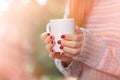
(73, 28, 120, 78)
(55, 59, 83, 78)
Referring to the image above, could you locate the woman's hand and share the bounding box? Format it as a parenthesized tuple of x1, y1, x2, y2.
(41, 27, 83, 63)
(41, 32, 72, 62)
(58, 27, 83, 58)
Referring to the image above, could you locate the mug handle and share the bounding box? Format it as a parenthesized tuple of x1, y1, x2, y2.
(46, 23, 51, 32)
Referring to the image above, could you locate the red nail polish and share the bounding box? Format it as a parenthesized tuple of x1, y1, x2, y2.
(61, 35, 65, 38)
(51, 50, 54, 52)
(57, 40, 61, 44)
(50, 36, 52, 39)
(47, 33, 50, 36)
(60, 46, 63, 49)
(51, 41, 54, 44)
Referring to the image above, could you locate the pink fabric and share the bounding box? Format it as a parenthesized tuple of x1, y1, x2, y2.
(55, 0, 120, 80)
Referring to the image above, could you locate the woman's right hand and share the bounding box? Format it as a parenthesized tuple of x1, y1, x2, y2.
(41, 32, 55, 53)
(41, 32, 72, 63)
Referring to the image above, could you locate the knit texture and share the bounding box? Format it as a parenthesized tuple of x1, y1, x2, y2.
(55, 0, 120, 80)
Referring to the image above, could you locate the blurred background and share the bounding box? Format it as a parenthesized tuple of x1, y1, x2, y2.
(0, 0, 77, 80)
(36, 0, 66, 80)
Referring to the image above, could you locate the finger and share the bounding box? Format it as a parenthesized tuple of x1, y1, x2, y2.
(49, 52, 72, 62)
(45, 41, 55, 52)
(61, 34, 83, 41)
(60, 46, 81, 55)
(58, 40, 82, 48)
(41, 32, 51, 40)
(60, 52, 75, 58)
(75, 26, 83, 34)
(44, 35, 55, 44)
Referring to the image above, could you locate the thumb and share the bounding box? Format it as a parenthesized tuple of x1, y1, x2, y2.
(75, 26, 82, 34)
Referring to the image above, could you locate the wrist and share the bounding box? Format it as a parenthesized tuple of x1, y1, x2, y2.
(61, 60, 72, 67)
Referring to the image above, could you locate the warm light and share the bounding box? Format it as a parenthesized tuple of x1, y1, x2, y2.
(37, 0, 47, 6)
(0, 1, 10, 12)
(21, 0, 31, 5)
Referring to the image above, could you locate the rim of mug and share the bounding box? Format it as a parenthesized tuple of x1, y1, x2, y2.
(50, 18, 74, 22)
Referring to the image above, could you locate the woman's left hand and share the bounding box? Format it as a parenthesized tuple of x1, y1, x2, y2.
(58, 27, 83, 58)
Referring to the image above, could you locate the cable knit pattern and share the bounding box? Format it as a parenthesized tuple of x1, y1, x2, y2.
(73, 28, 106, 67)
(55, 0, 120, 80)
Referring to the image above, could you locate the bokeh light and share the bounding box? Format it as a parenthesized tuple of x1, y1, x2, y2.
(0, 0, 69, 80)
(37, 0, 47, 5)
(0, 0, 10, 12)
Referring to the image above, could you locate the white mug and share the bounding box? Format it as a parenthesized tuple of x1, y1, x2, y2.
(46, 18, 75, 52)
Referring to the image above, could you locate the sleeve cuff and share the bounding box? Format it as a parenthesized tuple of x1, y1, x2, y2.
(73, 28, 106, 67)
(55, 59, 82, 77)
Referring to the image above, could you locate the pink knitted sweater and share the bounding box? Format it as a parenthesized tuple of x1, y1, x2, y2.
(55, 0, 120, 80)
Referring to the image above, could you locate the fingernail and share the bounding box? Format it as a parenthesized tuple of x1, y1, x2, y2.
(51, 41, 54, 44)
(60, 46, 64, 49)
(51, 49, 54, 52)
(50, 36, 52, 39)
(61, 35, 65, 38)
(57, 40, 61, 44)
(47, 33, 50, 36)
